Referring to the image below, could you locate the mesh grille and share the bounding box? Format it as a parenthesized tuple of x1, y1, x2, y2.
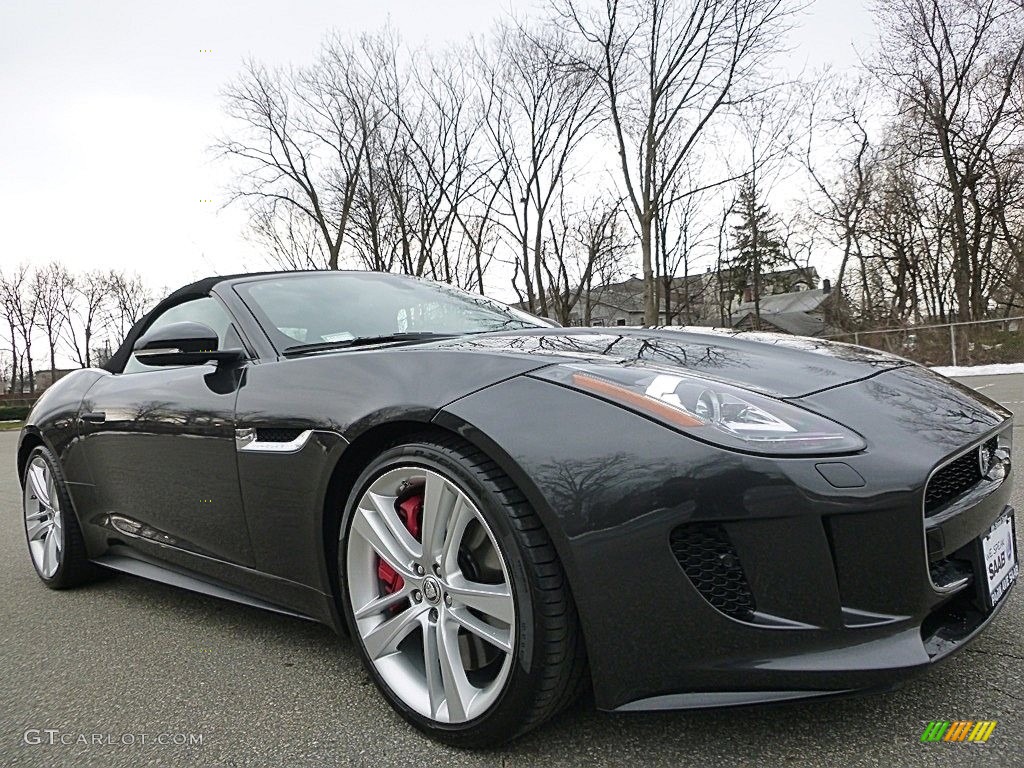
(924, 438, 994, 515)
(255, 427, 304, 443)
(669, 523, 756, 620)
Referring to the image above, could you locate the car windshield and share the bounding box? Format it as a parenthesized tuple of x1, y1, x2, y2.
(236, 272, 548, 350)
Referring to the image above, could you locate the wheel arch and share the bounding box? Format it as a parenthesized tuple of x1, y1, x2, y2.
(319, 419, 451, 631)
(318, 415, 587, 658)
(17, 427, 47, 487)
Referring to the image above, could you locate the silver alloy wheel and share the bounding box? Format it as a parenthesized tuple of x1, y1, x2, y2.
(346, 466, 516, 724)
(23, 455, 64, 579)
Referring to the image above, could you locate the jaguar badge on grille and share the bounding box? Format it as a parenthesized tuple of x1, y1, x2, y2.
(979, 440, 1009, 482)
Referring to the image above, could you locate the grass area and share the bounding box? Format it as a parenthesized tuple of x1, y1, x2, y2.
(0, 421, 24, 432)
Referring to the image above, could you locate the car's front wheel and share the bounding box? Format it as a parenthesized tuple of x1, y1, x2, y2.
(339, 435, 585, 746)
(22, 444, 98, 589)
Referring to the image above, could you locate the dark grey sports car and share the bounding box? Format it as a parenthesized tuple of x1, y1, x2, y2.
(18, 270, 1017, 746)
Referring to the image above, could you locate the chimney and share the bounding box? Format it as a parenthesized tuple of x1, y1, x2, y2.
(823, 278, 832, 294)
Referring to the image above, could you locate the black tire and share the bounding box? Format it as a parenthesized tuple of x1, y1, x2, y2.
(338, 433, 587, 747)
(22, 445, 100, 589)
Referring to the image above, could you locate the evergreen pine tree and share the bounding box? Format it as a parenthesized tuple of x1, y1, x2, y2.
(730, 177, 786, 330)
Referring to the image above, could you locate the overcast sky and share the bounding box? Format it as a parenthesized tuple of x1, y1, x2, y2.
(0, 0, 875, 302)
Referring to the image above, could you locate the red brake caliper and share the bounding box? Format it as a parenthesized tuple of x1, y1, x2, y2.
(377, 492, 423, 605)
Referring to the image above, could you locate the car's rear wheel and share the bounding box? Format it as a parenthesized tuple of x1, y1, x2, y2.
(339, 435, 585, 746)
(22, 445, 98, 589)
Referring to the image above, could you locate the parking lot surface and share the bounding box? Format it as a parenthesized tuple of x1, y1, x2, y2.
(1, 374, 1021, 767)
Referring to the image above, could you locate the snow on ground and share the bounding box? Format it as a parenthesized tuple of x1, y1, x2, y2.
(931, 363, 1024, 377)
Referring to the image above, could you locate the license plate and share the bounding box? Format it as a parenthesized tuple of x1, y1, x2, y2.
(980, 511, 1018, 608)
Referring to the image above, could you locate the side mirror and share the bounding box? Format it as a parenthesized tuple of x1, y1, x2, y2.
(133, 321, 244, 367)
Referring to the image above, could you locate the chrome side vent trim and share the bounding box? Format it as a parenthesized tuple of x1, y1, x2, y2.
(235, 428, 313, 453)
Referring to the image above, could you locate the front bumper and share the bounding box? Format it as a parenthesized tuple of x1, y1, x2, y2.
(440, 368, 1015, 712)
(618, 504, 1015, 712)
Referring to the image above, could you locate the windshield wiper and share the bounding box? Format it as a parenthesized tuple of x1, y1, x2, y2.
(283, 332, 458, 357)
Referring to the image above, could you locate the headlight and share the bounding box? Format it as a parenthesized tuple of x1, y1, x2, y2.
(535, 363, 866, 456)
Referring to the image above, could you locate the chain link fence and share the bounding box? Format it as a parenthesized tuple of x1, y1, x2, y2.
(828, 317, 1024, 367)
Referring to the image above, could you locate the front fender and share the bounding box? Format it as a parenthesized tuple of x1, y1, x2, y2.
(19, 368, 106, 484)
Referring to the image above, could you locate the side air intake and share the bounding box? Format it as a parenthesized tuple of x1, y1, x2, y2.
(670, 523, 756, 621)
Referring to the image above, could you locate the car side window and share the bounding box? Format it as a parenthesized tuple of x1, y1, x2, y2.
(122, 297, 236, 374)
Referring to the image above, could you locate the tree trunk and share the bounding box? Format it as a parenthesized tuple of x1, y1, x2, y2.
(752, 258, 762, 331)
(532, 221, 547, 316)
(641, 216, 656, 326)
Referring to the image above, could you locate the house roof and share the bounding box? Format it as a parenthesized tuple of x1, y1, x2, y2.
(730, 288, 833, 337)
(734, 310, 826, 336)
(732, 287, 831, 315)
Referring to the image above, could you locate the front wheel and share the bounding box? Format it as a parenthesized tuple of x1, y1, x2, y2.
(339, 435, 585, 747)
(22, 444, 99, 589)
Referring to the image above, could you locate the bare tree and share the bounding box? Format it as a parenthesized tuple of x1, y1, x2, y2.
(870, 0, 1024, 321)
(481, 21, 601, 313)
(654, 165, 717, 325)
(799, 74, 875, 322)
(107, 270, 153, 342)
(60, 271, 110, 369)
(247, 197, 330, 269)
(218, 41, 371, 270)
(32, 263, 72, 382)
(404, 47, 482, 283)
(1, 265, 38, 392)
(0, 269, 25, 393)
(544, 194, 630, 323)
(557, 0, 797, 325)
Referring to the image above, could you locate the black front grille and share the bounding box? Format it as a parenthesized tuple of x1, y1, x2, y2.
(925, 438, 994, 515)
(255, 427, 304, 443)
(669, 523, 756, 620)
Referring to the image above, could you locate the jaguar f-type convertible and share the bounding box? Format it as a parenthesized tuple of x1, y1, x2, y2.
(18, 270, 1017, 745)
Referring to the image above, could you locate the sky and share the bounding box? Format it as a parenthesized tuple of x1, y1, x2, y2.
(0, 0, 877, 304)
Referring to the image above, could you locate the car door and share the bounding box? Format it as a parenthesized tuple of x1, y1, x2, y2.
(77, 296, 255, 567)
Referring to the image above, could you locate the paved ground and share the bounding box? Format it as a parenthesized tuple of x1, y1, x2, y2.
(1, 374, 1022, 767)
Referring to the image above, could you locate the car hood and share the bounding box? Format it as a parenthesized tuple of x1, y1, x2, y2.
(435, 327, 913, 399)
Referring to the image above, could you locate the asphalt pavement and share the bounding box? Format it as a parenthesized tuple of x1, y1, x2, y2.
(1, 374, 1022, 767)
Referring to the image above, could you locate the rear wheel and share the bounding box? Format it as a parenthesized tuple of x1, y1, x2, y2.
(339, 436, 585, 746)
(22, 445, 98, 589)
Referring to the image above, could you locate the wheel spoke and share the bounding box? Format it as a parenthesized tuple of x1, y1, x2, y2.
(439, 499, 475, 574)
(41, 531, 55, 575)
(353, 587, 410, 620)
(26, 518, 50, 542)
(420, 473, 458, 563)
(47, 473, 60, 512)
(447, 577, 514, 624)
(351, 501, 417, 579)
(368, 491, 423, 558)
(447, 606, 513, 653)
(27, 463, 51, 510)
(422, 614, 445, 718)
(361, 603, 426, 660)
(437, 614, 474, 721)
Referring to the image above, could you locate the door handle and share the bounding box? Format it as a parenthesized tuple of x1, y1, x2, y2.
(81, 411, 106, 423)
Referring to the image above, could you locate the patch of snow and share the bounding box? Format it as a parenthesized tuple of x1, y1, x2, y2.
(931, 363, 1024, 377)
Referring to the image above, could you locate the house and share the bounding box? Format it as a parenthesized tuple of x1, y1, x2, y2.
(528, 266, 819, 327)
(33, 368, 79, 390)
(729, 280, 840, 337)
